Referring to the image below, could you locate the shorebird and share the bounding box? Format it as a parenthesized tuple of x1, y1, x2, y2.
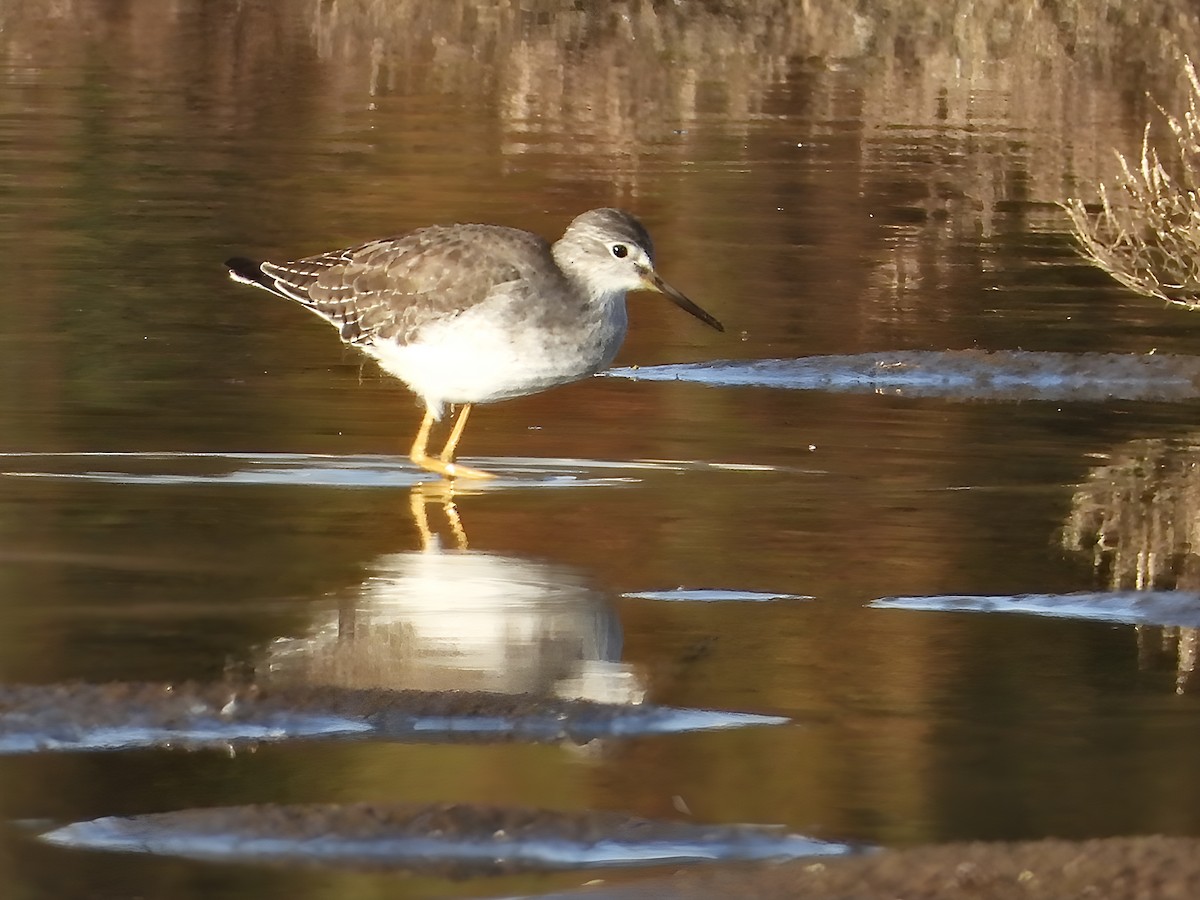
(225, 208, 723, 479)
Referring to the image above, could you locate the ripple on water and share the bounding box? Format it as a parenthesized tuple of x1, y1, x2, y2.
(606, 351, 1200, 401)
(622, 589, 813, 602)
(870, 591, 1200, 627)
(0, 453, 778, 488)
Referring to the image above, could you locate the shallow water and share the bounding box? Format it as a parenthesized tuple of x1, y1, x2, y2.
(5, 1, 1200, 897)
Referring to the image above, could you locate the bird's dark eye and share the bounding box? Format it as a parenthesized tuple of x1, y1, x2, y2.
(610, 243, 629, 259)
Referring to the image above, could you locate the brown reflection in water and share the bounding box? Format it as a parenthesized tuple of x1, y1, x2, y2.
(3, 2, 1199, 220)
(1065, 437, 1200, 692)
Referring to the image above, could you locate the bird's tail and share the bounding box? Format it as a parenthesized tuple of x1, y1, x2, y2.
(225, 257, 283, 296)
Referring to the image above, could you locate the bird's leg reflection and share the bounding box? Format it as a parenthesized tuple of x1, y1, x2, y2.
(262, 484, 643, 702)
(409, 483, 470, 551)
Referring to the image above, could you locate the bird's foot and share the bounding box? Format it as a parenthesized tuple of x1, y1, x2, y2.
(411, 453, 495, 481)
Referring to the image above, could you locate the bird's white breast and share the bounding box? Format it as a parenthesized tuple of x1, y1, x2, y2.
(367, 290, 629, 417)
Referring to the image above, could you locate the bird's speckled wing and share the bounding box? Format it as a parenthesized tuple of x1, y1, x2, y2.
(255, 225, 555, 346)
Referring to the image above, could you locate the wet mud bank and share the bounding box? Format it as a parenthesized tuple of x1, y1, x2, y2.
(548, 835, 1200, 900)
(39, 801, 852, 874)
(0, 680, 788, 752)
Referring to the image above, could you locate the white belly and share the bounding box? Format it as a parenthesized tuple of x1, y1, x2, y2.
(366, 296, 628, 417)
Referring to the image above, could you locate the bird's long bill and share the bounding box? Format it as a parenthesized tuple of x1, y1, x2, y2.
(646, 271, 724, 332)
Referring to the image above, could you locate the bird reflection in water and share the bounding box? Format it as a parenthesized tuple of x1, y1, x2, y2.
(410, 482, 470, 551)
(262, 485, 644, 703)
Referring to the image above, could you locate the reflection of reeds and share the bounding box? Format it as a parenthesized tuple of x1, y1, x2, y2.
(1064, 438, 1200, 692)
(309, 0, 806, 191)
(6, 1, 1200, 203)
(1065, 57, 1200, 306)
(1063, 439, 1200, 590)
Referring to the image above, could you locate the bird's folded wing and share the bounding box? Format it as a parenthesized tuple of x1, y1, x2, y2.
(260, 226, 552, 346)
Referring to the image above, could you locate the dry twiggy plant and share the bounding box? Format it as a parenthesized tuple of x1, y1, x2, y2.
(1065, 57, 1200, 307)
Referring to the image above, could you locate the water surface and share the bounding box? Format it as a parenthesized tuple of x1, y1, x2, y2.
(4, 2, 1200, 898)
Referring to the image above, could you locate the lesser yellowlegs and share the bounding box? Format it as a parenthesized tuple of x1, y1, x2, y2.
(225, 208, 723, 480)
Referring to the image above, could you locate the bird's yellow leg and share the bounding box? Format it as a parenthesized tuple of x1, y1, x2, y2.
(408, 406, 494, 481)
(439, 404, 473, 462)
(408, 407, 438, 472)
(439, 404, 493, 479)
